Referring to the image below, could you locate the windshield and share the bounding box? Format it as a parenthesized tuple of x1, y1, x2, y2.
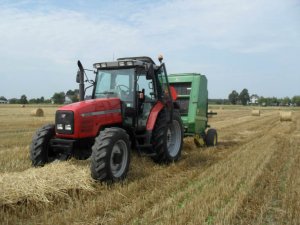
(94, 68, 134, 102)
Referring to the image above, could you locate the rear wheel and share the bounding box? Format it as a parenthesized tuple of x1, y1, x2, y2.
(30, 124, 55, 166)
(91, 128, 131, 182)
(152, 110, 183, 163)
(206, 128, 218, 146)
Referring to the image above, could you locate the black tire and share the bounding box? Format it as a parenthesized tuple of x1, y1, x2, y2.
(152, 110, 183, 163)
(91, 127, 131, 182)
(30, 124, 55, 166)
(206, 128, 218, 146)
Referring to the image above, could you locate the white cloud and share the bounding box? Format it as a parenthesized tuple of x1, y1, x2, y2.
(0, 0, 299, 98)
(1, 0, 298, 61)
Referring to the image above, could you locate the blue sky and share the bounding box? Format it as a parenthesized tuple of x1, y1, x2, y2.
(0, 0, 299, 99)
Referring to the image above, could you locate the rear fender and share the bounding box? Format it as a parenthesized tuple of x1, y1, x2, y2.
(146, 101, 164, 131)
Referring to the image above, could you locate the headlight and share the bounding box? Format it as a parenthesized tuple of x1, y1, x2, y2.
(65, 124, 72, 130)
(57, 124, 63, 130)
(94, 63, 101, 69)
(126, 61, 134, 66)
(118, 61, 125, 66)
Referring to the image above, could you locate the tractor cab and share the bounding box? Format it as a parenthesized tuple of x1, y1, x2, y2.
(91, 57, 174, 130)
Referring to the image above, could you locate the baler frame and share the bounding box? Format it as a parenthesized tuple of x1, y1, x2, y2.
(168, 73, 217, 146)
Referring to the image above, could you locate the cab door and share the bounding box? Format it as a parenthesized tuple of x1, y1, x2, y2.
(155, 63, 173, 123)
(136, 73, 155, 130)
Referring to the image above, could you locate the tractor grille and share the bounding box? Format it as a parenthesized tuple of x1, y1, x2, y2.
(55, 110, 74, 134)
(171, 82, 191, 116)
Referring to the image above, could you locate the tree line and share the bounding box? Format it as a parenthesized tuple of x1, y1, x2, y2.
(208, 88, 300, 106)
(2, 88, 300, 106)
(0, 89, 79, 105)
(256, 96, 300, 106)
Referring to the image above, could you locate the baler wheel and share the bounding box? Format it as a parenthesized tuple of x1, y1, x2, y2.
(206, 128, 218, 147)
(30, 124, 55, 166)
(152, 110, 183, 163)
(91, 128, 131, 182)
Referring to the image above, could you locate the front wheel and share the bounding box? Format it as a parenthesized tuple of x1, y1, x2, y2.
(30, 124, 55, 166)
(90, 128, 131, 182)
(152, 110, 183, 163)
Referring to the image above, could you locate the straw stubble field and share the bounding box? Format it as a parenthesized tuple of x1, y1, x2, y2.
(0, 105, 299, 225)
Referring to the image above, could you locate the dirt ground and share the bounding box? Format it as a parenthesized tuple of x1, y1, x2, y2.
(0, 105, 299, 225)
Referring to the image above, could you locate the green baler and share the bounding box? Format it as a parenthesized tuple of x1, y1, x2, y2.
(168, 73, 217, 146)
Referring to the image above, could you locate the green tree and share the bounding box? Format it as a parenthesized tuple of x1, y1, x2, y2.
(44, 98, 52, 104)
(52, 92, 65, 104)
(239, 89, 250, 106)
(292, 96, 300, 106)
(258, 97, 266, 106)
(70, 95, 79, 103)
(66, 89, 79, 103)
(29, 98, 37, 104)
(258, 96, 279, 106)
(34, 96, 45, 104)
(20, 95, 28, 104)
(9, 98, 19, 104)
(281, 97, 291, 106)
(0, 96, 7, 101)
(228, 90, 239, 105)
(270, 97, 279, 106)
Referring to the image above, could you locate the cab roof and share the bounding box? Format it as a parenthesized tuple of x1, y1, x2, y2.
(117, 56, 156, 65)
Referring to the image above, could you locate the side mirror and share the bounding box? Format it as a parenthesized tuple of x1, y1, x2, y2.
(76, 70, 83, 83)
(146, 63, 154, 80)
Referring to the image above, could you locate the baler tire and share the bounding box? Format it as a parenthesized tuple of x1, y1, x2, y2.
(206, 128, 218, 147)
(152, 110, 183, 163)
(91, 128, 131, 182)
(30, 124, 55, 166)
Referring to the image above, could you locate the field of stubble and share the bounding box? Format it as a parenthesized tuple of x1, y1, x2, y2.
(0, 105, 299, 225)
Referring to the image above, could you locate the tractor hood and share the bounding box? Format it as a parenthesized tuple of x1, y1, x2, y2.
(55, 98, 122, 139)
(57, 98, 121, 114)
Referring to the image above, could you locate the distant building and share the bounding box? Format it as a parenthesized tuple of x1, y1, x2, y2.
(0, 100, 8, 104)
(249, 94, 259, 104)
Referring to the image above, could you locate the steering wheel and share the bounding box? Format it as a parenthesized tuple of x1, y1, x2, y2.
(116, 85, 130, 98)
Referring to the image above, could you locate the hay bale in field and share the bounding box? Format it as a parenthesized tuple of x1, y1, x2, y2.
(31, 108, 44, 117)
(280, 111, 292, 121)
(21, 104, 25, 108)
(251, 109, 260, 116)
(0, 162, 94, 207)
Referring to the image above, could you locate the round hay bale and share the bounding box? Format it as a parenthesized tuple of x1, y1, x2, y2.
(280, 111, 292, 121)
(21, 104, 25, 108)
(251, 109, 260, 116)
(31, 108, 44, 117)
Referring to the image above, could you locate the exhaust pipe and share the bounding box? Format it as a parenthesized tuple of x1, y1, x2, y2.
(77, 60, 85, 101)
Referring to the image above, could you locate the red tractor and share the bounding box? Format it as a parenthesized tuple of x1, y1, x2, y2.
(30, 56, 183, 182)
